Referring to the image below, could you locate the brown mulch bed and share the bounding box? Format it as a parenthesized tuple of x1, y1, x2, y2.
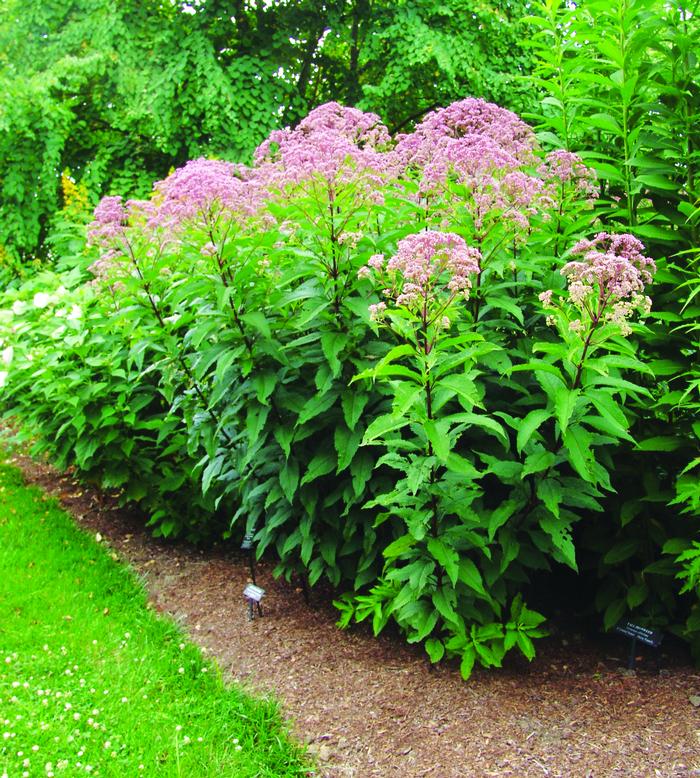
(6, 449, 700, 777)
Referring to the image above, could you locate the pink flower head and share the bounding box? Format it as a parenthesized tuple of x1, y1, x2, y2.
(151, 158, 266, 230)
(538, 150, 599, 202)
(87, 196, 126, 246)
(396, 98, 537, 170)
(364, 231, 480, 323)
(393, 99, 544, 233)
(254, 102, 395, 195)
(561, 232, 656, 331)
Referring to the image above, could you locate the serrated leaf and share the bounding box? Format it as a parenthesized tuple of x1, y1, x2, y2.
(428, 537, 460, 586)
(321, 331, 348, 377)
(459, 647, 476, 680)
(334, 424, 363, 472)
(297, 390, 338, 427)
(603, 539, 639, 565)
(537, 478, 562, 519)
(424, 418, 451, 462)
(458, 558, 487, 597)
(562, 425, 594, 482)
(273, 425, 294, 459)
(362, 413, 408, 444)
(438, 373, 480, 410)
(539, 514, 577, 570)
(383, 534, 416, 559)
(522, 449, 556, 478)
(279, 458, 299, 503)
(554, 387, 580, 433)
(342, 391, 369, 430)
(300, 450, 336, 486)
(488, 499, 520, 541)
(636, 436, 683, 452)
(517, 409, 551, 454)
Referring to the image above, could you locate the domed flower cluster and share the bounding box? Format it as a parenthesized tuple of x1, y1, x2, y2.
(151, 158, 267, 230)
(541, 232, 656, 336)
(394, 98, 545, 232)
(360, 231, 481, 325)
(254, 102, 395, 197)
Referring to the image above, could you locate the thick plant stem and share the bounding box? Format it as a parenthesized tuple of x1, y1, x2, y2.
(572, 322, 597, 391)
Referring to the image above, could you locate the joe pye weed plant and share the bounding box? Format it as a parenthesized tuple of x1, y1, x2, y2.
(0, 98, 670, 676)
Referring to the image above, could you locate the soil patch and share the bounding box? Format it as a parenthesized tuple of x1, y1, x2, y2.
(7, 450, 700, 777)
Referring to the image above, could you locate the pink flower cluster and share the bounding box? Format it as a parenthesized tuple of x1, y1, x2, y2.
(396, 98, 536, 170)
(538, 150, 599, 202)
(544, 232, 656, 335)
(360, 231, 481, 321)
(87, 196, 126, 245)
(394, 98, 544, 232)
(87, 196, 154, 284)
(254, 102, 395, 196)
(152, 158, 267, 230)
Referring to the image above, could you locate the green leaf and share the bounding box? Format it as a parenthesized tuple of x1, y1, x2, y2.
(459, 647, 476, 680)
(603, 598, 627, 631)
(432, 587, 459, 625)
(351, 450, 374, 497)
(537, 478, 562, 519)
(445, 452, 481, 480)
(517, 409, 552, 454)
(300, 450, 336, 485)
(321, 331, 348, 377)
(241, 311, 271, 339)
(554, 387, 580, 434)
(424, 419, 451, 462)
(437, 373, 480, 410)
(273, 425, 294, 459)
(562, 426, 594, 482)
(603, 539, 639, 566)
(428, 538, 460, 586)
(626, 582, 648, 609)
(539, 515, 577, 570)
(522, 449, 555, 478)
(362, 414, 408, 445)
(458, 558, 487, 598)
(297, 390, 338, 426)
(446, 412, 508, 445)
(279, 458, 299, 503)
(488, 499, 520, 541)
(425, 638, 445, 664)
(383, 534, 416, 559)
(636, 436, 683, 452)
(516, 632, 536, 661)
(342, 391, 369, 430)
(334, 424, 363, 472)
(252, 371, 276, 403)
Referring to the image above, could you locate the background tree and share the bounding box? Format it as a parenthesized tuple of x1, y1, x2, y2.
(0, 0, 533, 263)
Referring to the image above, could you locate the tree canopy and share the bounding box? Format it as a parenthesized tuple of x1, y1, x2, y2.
(0, 0, 533, 261)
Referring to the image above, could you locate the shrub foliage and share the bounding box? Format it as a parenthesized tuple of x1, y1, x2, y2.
(4, 91, 693, 676)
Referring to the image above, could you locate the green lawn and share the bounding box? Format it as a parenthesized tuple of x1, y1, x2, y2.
(0, 460, 311, 777)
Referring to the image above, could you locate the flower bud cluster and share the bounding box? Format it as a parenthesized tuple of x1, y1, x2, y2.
(360, 231, 481, 321)
(540, 232, 656, 336)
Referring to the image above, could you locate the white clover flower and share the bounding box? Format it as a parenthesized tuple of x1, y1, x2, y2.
(11, 300, 27, 315)
(33, 292, 51, 308)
